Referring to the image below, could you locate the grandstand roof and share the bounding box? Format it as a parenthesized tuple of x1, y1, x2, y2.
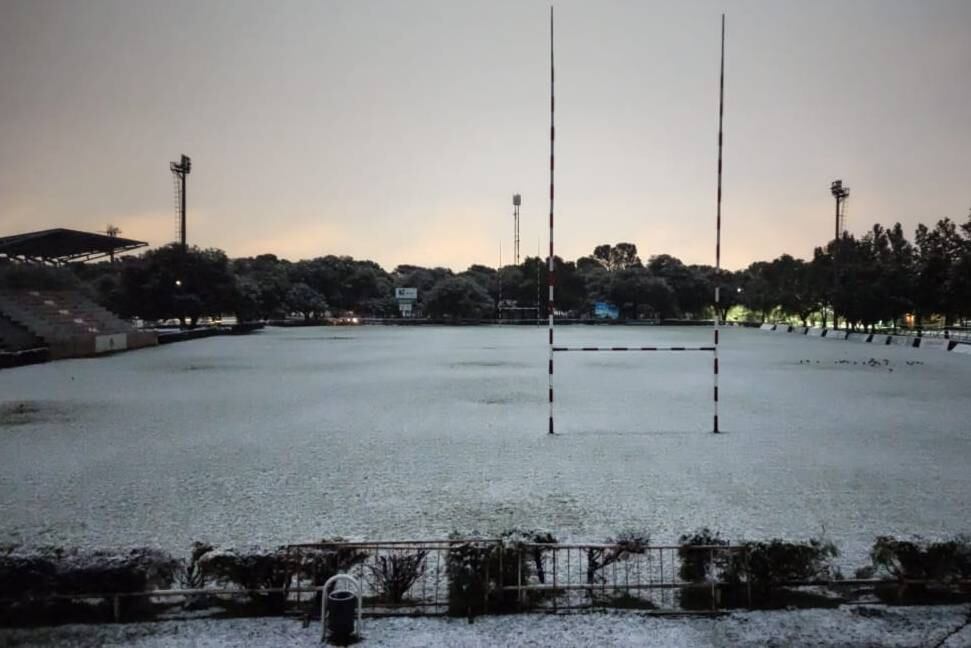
(0, 228, 148, 264)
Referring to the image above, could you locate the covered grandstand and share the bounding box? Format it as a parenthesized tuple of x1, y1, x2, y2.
(0, 228, 147, 265)
(0, 228, 156, 363)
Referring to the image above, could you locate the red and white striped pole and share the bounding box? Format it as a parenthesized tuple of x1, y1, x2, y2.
(713, 14, 725, 434)
(548, 5, 556, 435)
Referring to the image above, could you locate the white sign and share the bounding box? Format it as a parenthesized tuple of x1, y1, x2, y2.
(395, 287, 418, 301)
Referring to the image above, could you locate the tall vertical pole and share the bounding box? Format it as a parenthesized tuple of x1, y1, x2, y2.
(713, 14, 725, 434)
(180, 159, 188, 251)
(834, 194, 840, 242)
(536, 239, 541, 323)
(547, 5, 556, 435)
(514, 202, 520, 266)
(498, 242, 503, 320)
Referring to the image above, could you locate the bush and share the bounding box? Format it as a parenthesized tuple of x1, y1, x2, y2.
(195, 540, 367, 616)
(869, 535, 971, 604)
(367, 550, 427, 604)
(0, 546, 178, 598)
(677, 528, 729, 610)
(585, 530, 649, 586)
(446, 535, 492, 618)
(0, 545, 179, 625)
(446, 530, 557, 618)
(196, 546, 293, 614)
(720, 537, 839, 609)
(678, 528, 728, 582)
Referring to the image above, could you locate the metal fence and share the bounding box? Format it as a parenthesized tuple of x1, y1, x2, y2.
(283, 540, 747, 616)
(5, 539, 971, 623)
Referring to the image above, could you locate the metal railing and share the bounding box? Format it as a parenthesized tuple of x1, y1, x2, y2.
(5, 540, 971, 624)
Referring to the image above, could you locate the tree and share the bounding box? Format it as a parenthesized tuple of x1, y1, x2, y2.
(286, 283, 327, 320)
(707, 268, 743, 322)
(423, 276, 493, 319)
(648, 255, 708, 318)
(884, 222, 916, 329)
(948, 210, 971, 324)
(588, 243, 641, 272)
(232, 254, 291, 319)
(608, 267, 675, 319)
(914, 219, 962, 328)
(739, 262, 777, 323)
(117, 245, 238, 326)
(461, 265, 499, 303)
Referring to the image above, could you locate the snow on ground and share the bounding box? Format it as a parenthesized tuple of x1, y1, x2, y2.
(3, 606, 970, 647)
(0, 326, 969, 570)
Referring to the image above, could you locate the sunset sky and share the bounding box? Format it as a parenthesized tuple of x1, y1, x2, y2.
(1, 0, 969, 271)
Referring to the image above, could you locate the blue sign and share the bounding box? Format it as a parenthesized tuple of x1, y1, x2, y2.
(594, 302, 619, 320)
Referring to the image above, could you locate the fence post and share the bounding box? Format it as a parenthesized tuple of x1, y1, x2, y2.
(552, 550, 558, 614)
(658, 548, 664, 607)
(517, 547, 524, 610)
(112, 595, 121, 623)
(745, 548, 752, 609)
(483, 546, 490, 616)
(498, 542, 503, 611)
(710, 549, 716, 612)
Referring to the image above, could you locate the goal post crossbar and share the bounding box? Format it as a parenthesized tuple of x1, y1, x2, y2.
(552, 347, 715, 352)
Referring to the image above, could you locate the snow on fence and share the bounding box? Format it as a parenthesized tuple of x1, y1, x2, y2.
(822, 329, 848, 340)
(791, 326, 809, 335)
(759, 323, 774, 331)
(846, 333, 870, 343)
(953, 343, 971, 355)
(807, 327, 825, 337)
(770, 325, 791, 333)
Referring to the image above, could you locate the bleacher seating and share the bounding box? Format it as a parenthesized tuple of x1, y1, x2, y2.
(0, 290, 156, 359)
(0, 313, 42, 352)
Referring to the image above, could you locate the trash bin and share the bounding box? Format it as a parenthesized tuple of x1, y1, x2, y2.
(327, 589, 357, 642)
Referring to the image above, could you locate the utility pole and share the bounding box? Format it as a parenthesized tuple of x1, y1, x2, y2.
(170, 155, 192, 250)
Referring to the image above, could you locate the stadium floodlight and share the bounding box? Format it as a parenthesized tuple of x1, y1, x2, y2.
(830, 179, 850, 239)
(170, 155, 192, 250)
(512, 194, 521, 265)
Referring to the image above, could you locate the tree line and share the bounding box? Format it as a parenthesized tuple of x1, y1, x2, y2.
(5, 212, 968, 329)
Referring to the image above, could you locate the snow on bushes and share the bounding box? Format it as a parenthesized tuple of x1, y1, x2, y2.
(446, 529, 559, 618)
(868, 535, 971, 604)
(0, 545, 179, 625)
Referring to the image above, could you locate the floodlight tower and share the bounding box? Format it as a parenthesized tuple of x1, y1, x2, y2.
(170, 155, 192, 250)
(512, 194, 522, 266)
(830, 179, 850, 329)
(830, 179, 850, 240)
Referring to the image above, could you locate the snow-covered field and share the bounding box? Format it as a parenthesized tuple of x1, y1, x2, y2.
(1, 326, 969, 567)
(3, 607, 970, 647)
